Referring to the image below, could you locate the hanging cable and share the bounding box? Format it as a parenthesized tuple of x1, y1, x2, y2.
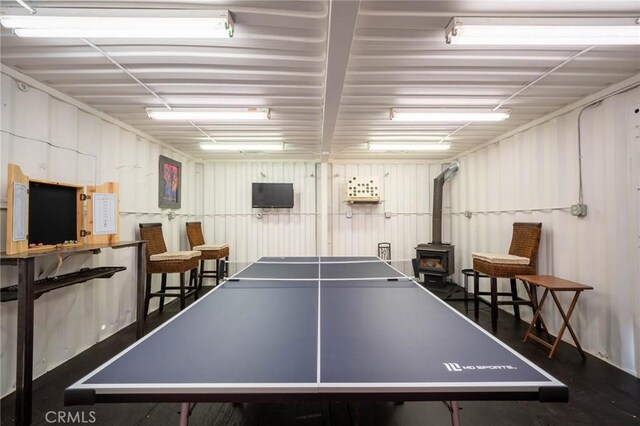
(440, 46, 597, 144)
(15, 0, 36, 14)
(82, 39, 218, 143)
(82, 39, 173, 111)
(492, 46, 596, 112)
(190, 122, 217, 143)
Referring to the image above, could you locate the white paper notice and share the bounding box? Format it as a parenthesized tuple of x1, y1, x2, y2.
(12, 182, 27, 241)
(93, 193, 117, 235)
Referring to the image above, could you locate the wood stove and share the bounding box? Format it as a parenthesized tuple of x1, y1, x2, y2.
(413, 161, 459, 288)
(415, 243, 455, 287)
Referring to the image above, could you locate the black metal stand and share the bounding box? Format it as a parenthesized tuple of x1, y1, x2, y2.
(1, 241, 145, 426)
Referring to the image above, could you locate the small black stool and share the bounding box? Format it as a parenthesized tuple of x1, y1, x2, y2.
(461, 269, 489, 313)
(378, 242, 391, 263)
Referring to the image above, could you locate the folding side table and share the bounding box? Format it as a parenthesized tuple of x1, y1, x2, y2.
(517, 275, 593, 359)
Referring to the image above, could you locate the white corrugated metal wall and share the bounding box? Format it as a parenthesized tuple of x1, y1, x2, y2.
(201, 162, 317, 273)
(328, 162, 445, 275)
(202, 161, 445, 275)
(449, 87, 640, 377)
(0, 73, 201, 397)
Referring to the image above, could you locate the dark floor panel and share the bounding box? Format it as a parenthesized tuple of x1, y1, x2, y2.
(2, 285, 640, 426)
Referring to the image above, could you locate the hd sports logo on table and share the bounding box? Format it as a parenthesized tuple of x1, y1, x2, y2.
(443, 362, 517, 372)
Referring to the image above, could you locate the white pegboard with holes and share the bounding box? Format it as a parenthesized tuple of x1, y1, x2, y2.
(346, 176, 381, 204)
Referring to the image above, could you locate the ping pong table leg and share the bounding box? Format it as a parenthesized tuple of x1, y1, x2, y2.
(179, 402, 196, 426)
(443, 401, 461, 426)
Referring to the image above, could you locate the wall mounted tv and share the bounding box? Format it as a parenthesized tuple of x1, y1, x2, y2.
(252, 183, 294, 208)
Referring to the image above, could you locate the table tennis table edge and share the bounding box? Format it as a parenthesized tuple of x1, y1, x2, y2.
(64, 257, 569, 406)
(66, 381, 567, 406)
(383, 261, 568, 389)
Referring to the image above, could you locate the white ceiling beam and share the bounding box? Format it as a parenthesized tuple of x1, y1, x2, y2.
(320, 0, 360, 160)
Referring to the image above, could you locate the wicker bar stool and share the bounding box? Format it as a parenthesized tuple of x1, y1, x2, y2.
(472, 223, 542, 332)
(186, 222, 229, 289)
(139, 223, 200, 318)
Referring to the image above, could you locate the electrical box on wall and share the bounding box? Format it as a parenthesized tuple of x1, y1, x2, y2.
(346, 176, 381, 204)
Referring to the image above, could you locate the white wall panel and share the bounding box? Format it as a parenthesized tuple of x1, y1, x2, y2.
(0, 73, 200, 397)
(330, 162, 441, 275)
(76, 111, 100, 187)
(202, 162, 317, 273)
(450, 87, 640, 377)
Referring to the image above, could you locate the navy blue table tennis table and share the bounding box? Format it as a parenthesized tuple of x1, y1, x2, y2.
(65, 257, 567, 425)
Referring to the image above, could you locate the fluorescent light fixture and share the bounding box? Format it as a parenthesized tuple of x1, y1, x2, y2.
(390, 108, 509, 122)
(206, 136, 283, 141)
(369, 135, 449, 141)
(446, 17, 640, 45)
(200, 143, 283, 151)
(368, 143, 451, 152)
(147, 108, 270, 121)
(0, 9, 234, 38)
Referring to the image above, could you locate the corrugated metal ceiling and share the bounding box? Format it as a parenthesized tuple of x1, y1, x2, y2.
(1, 0, 639, 160)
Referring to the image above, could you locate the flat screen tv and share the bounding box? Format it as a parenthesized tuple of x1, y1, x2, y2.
(252, 183, 294, 208)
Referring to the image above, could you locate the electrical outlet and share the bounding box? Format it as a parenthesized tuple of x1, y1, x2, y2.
(346, 211, 352, 219)
(570, 203, 588, 217)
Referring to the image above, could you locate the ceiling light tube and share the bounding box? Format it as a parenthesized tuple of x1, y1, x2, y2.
(0, 9, 234, 38)
(368, 143, 451, 152)
(205, 136, 283, 141)
(369, 135, 449, 141)
(390, 108, 509, 122)
(200, 143, 284, 151)
(148, 108, 270, 121)
(446, 17, 640, 45)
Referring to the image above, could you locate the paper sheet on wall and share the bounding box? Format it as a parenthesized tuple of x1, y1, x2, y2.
(12, 182, 27, 241)
(93, 193, 117, 235)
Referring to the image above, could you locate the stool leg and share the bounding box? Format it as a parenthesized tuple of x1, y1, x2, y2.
(490, 277, 498, 332)
(179, 272, 186, 310)
(215, 259, 220, 286)
(510, 278, 520, 321)
(198, 259, 205, 291)
(158, 273, 167, 313)
(464, 274, 469, 314)
(144, 274, 152, 319)
(191, 269, 199, 300)
(473, 271, 480, 321)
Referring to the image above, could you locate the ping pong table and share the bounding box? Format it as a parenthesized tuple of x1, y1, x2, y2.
(65, 257, 568, 425)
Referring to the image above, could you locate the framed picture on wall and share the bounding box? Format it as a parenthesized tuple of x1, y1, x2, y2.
(158, 155, 181, 209)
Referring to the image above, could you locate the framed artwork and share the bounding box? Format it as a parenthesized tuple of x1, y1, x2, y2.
(158, 155, 181, 209)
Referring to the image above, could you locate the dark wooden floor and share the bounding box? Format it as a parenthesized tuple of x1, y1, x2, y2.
(2, 285, 639, 426)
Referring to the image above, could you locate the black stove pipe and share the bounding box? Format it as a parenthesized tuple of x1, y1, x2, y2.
(431, 161, 459, 245)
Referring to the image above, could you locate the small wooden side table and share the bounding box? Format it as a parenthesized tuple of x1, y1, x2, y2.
(516, 275, 593, 359)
